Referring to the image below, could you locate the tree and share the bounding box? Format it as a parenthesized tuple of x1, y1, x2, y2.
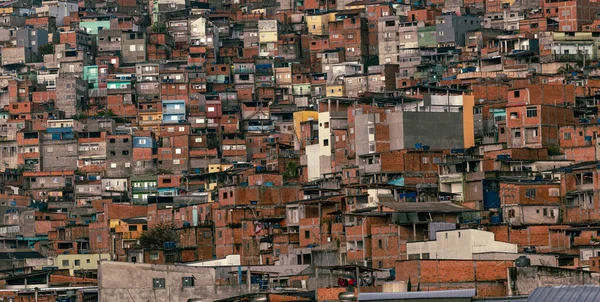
(282, 161, 299, 180)
(152, 23, 167, 33)
(38, 43, 54, 56)
(16, 163, 34, 174)
(139, 222, 178, 249)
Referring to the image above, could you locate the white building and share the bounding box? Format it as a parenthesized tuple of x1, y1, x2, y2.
(407, 229, 517, 260)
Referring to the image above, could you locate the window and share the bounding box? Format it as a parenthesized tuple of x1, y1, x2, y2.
(122, 150, 129, 155)
(62, 260, 69, 266)
(173, 159, 181, 165)
(378, 239, 383, 249)
(543, 208, 548, 216)
(130, 45, 136, 51)
(153, 278, 165, 289)
(182, 277, 194, 287)
(324, 122, 329, 128)
(323, 139, 329, 146)
(150, 252, 160, 260)
(175, 148, 181, 154)
(526, 107, 537, 118)
(305, 230, 310, 239)
(195, 138, 203, 143)
(514, 130, 521, 138)
(514, 91, 520, 98)
(125, 162, 131, 168)
(111, 163, 117, 168)
(526, 188, 536, 198)
(564, 132, 572, 140)
(74, 260, 80, 266)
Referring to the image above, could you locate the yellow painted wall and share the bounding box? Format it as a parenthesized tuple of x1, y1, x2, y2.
(326, 85, 345, 97)
(259, 32, 278, 43)
(293, 111, 319, 140)
(307, 15, 328, 35)
(54, 253, 112, 271)
(462, 94, 475, 149)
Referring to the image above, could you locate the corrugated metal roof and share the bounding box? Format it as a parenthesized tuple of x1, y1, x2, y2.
(358, 289, 476, 301)
(527, 285, 600, 302)
(379, 201, 478, 213)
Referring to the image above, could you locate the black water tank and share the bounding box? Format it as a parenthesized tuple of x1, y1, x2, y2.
(515, 256, 531, 267)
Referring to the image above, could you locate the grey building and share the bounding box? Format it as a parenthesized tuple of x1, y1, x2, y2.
(0, 15, 26, 27)
(105, 134, 133, 178)
(121, 31, 146, 64)
(1, 47, 33, 65)
(97, 29, 122, 54)
(387, 110, 464, 150)
(16, 27, 48, 54)
(378, 18, 418, 65)
(0, 29, 14, 43)
(435, 14, 481, 47)
(41, 132, 79, 172)
(55, 75, 87, 118)
(343, 74, 367, 98)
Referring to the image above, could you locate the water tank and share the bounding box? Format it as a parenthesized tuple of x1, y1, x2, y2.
(382, 281, 408, 293)
(515, 256, 531, 267)
(338, 292, 355, 301)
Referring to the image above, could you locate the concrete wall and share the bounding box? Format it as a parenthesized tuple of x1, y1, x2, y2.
(508, 266, 600, 296)
(473, 252, 558, 266)
(42, 139, 78, 171)
(306, 144, 321, 181)
(354, 113, 379, 157)
(388, 111, 464, 150)
(98, 261, 254, 302)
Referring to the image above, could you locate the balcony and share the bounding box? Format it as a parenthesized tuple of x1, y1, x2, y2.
(138, 106, 159, 113)
(234, 67, 255, 74)
(554, 54, 590, 63)
(89, 88, 107, 98)
(132, 186, 157, 193)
